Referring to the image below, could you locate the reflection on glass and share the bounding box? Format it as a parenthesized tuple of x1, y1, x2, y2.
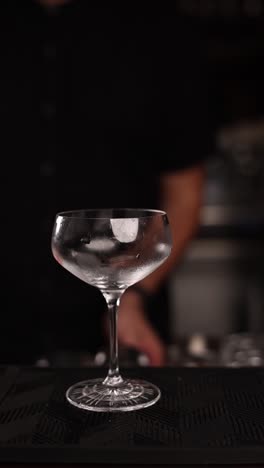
(52, 208, 172, 412)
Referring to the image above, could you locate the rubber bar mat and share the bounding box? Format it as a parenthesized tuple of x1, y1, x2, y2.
(0, 367, 263, 464)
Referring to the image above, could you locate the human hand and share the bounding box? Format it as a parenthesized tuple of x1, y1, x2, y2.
(117, 290, 166, 366)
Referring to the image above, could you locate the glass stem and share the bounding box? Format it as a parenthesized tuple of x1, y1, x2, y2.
(102, 291, 124, 387)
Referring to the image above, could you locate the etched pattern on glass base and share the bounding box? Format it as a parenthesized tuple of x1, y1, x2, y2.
(66, 378, 161, 412)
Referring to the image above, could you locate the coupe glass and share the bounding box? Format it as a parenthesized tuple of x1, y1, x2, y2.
(51, 208, 172, 412)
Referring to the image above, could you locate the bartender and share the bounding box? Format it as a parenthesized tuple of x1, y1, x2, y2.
(0, 1, 213, 365)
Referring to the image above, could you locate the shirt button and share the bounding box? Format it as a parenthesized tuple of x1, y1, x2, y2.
(41, 102, 56, 120)
(43, 43, 57, 60)
(40, 161, 56, 177)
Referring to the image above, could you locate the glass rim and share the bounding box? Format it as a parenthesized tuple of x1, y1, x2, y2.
(55, 208, 167, 220)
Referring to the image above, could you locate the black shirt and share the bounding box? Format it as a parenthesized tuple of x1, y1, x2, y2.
(0, 1, 211, 360)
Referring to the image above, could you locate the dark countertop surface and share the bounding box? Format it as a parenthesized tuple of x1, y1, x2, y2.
(0, 366, 264, 465)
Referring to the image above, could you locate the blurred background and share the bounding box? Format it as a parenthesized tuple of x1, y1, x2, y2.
(170, 0, 264, 336)
(2, 1, 264, 369)
(49, 1, 264, 367)
(168, 0, 264, 366)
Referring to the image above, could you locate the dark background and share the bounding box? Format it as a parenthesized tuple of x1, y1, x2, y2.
(0, 0, 263, 365)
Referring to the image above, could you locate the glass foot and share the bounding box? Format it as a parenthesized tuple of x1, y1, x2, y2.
(66, 378, 161, 412)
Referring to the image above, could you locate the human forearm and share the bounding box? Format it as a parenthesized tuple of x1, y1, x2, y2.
(135, 165, 205, 294)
